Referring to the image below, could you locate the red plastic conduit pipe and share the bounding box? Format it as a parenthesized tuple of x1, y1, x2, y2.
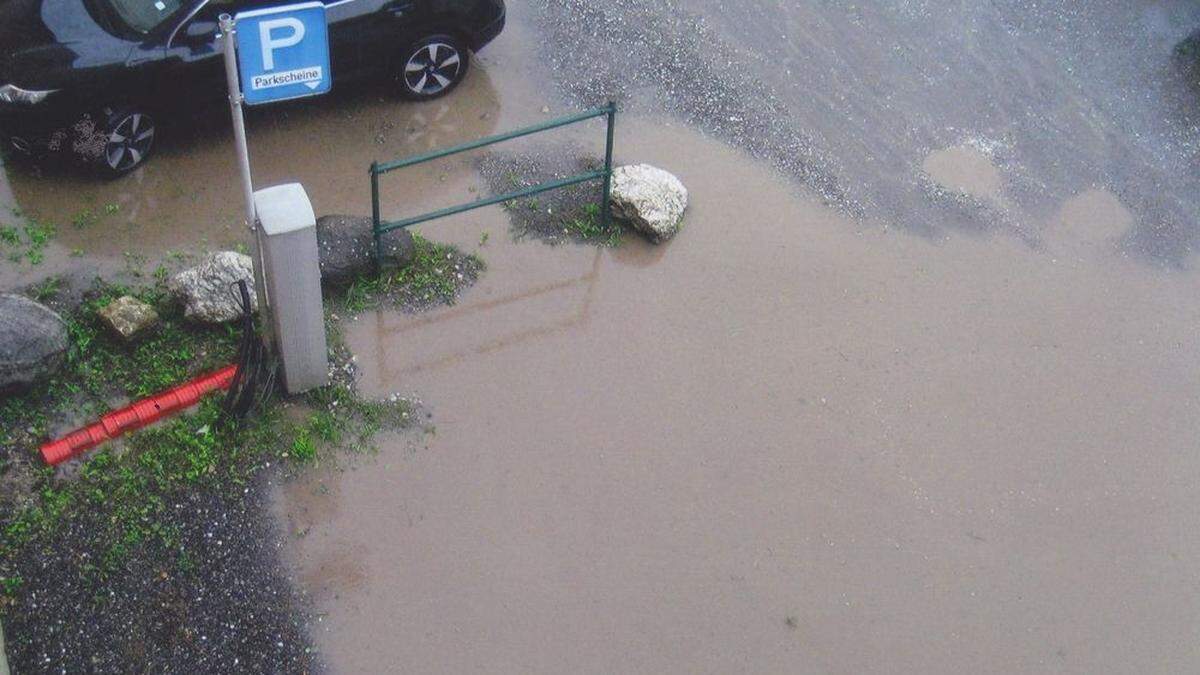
(40, 364, 239, 466)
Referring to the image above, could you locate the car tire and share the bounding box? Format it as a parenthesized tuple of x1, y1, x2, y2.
(396, 35, 470, 101)
(94, 106, 156, 177)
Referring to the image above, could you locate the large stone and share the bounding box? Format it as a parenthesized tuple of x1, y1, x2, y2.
(316, 214, 416, 284)
(97, 295, 159, 341)
(610, 164, 689, 243)
(168, 251, 258, 324)
(0, 293, 68, 391)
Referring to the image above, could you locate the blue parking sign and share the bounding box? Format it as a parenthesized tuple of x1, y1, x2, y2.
(234, 2, 332, 105)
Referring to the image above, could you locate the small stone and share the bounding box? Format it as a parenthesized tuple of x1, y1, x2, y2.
(97, 295, 159, 341)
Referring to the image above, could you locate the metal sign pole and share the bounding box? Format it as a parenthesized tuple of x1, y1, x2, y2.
(219, 13, 273, 350)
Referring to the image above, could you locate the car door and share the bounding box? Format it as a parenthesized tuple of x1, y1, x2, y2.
(132, 0, 232, 113)
(324, 0, 376, 80)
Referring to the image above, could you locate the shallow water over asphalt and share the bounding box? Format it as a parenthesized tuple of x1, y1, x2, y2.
(275, 121, 1200, 673)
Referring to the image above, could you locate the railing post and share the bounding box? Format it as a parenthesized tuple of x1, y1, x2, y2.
(370, 161, 381, 270)
(601, 102, 616, 232)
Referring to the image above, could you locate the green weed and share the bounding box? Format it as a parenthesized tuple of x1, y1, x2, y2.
(289, 429, 317, 463)
(563, 202, 622, 246)
(71, 209, 97, 229)
(339, 233, 483, 313)
(29, 276, 62, 303)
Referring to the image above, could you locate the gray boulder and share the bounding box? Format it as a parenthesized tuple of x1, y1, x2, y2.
(316, 214, 416, 284)
(610, 164, 689, 243)
(0, 293, 68, 391)
(169, 251, 258, 324)
(98, 295, 159, 341)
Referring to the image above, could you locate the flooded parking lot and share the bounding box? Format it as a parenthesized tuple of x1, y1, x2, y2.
(275, 119, 1200, 672)
(5, 0, 1200, 672)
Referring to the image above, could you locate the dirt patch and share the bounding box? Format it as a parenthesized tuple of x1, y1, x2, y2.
(477, 146, 624, 246)
(339, 234, 484, 315)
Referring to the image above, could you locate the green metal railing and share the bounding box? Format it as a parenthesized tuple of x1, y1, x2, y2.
(371, 103, 617, 264)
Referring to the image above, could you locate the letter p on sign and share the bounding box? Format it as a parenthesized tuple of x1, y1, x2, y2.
(235, 2, 332, 106)
(259, 18, 306, 70)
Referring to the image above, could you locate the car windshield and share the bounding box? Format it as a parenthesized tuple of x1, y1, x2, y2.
(103, 0, 188, 33)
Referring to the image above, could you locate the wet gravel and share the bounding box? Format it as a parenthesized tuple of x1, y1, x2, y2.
(529, 0, 1200, 265)
(529, 0, 858, 214)
(4, 474, 315, 674)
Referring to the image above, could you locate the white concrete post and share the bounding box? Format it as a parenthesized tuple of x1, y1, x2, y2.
(254, 183, 329, 394)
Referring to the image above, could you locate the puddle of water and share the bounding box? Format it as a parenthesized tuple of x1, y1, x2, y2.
(922, 145, 1003, 202)
(275, 120, 1200, 673)
(0, 27, 560, 292)
(1049, 187, 1134, 253)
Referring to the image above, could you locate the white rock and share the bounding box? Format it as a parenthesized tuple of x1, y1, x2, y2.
(609, 164, 688, 243)
(169, 251, 258, 324)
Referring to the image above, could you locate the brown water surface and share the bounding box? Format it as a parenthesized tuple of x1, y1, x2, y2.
(275, 122, 1200, 674)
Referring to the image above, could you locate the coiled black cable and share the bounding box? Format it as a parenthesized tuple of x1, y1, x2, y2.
(221, 279, 273, 420)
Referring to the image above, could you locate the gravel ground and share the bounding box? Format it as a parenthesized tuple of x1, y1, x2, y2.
(5, 475, 314, 674)
(529, 0, 1200, 265)
(528, 0, 858, 214)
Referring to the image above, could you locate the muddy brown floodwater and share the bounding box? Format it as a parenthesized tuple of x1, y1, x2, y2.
(274, 121, 1200, 674)
(6, 1, 1199, 670)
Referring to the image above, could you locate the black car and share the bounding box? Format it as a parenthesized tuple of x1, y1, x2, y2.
(0, 0, 504, 175)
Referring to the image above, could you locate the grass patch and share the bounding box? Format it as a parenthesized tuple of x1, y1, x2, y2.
(0, 281, 244, 585)
(0, 230, 478, 626)
(0, 281, 237, 452)
(0, 267, 421, 613)
(28, 276, 63, 304)
(1, 204, 56, 264)
(342, 232, 484, 314)
(562, 202, 623, 246)
(0, 214, 58, 265)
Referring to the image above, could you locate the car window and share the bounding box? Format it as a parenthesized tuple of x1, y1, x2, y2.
(105, 0, 188, 33)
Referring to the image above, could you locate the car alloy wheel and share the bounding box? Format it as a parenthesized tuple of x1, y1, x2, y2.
(104, 111, 155, 174)
(402, 39, 466, 98)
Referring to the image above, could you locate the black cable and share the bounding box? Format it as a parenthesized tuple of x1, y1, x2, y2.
(221, 282, 251, 413)
(222, 279, 265, 421)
